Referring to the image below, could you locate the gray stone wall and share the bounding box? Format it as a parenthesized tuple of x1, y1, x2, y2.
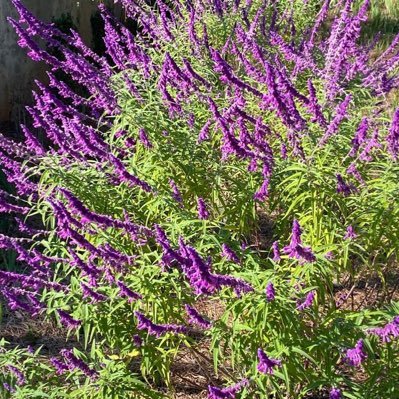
(0, 0, 119, 122)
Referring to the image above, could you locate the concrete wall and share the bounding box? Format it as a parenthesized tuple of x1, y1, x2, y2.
(0, 0, 120, 123)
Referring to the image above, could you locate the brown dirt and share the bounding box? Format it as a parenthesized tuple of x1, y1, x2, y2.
(170, 342, 218, 399)
(0, 300, 79, 354)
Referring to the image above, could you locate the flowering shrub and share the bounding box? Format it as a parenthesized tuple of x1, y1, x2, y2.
(1, 0, 399, 398)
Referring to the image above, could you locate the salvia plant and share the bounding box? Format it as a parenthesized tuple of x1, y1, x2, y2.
(0, 0, 399, 398)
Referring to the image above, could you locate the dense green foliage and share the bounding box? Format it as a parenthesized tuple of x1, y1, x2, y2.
(1, 0, 399, 398)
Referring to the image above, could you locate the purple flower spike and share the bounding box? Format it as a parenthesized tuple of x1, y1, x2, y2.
(346, 163, 364, 184)
(138, 128, 153, 149)
(344, 225, 357, 240)
(117, 281, 142, 303)
(281, 143, 288, 159)
(265, 282, 276, 302)
(60, 349, 98, 380)
(307, 79, 327, 127)
(169, 179, 183, 204)
(297, 290, 316, 310)
(283, 220, 316, 263)
(185, 304, 212, 329)
(197, 197, 209, 220)
(349, 118, 369, 157)
(57, 310, 81, 329)
(325, 251, 334, 260)
(271, 241, 281, 262)
(134, 311, 186, 337)
(368, 316, 399, 342)
(336, 174, 356, 196)
(290, 219, 302, 246)
(133, 334, 142, 347)
(359, 128, 381, 162)
(50, 357, 69, 375)
(253, 178, 270, 202)
(8, 365, 26, 386)
(81, 283, 106, 303)
(319, 95, 352, 146)
(208, 379, 249, 399)
(221, 244, 240, 264)
(3, 383, 15, 393)
(344, 339, 367, 366)
(329, 388, 342, 399)
(387, 108, 399, 160)
(257, 348, 282, 375)
(198, 120, 211, 142)
(296, 244, 317, 263)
